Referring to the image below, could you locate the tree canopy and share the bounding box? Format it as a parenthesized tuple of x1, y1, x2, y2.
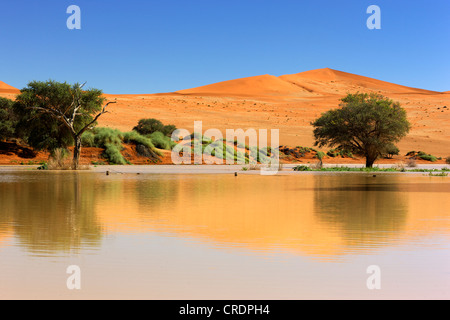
(0, 97, 17, 141)
(133, 118, 177, 137)
(311, 92, 410, 167)
(14, 80, 114, 169)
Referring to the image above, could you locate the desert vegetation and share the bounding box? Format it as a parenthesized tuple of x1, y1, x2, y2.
(405, 151, 439, 162)
(311, 93, 410, 167)
(0, 81, 180, 168)
(81, 127, 163, 165)
(14, 80, 115, 169)
(293, 165, 449, 173)
(133, 118, 177, 137)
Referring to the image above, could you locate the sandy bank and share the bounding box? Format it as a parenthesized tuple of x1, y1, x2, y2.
(1, 163, 448, 175)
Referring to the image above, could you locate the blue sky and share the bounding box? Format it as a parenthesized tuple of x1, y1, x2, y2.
(0, 0, 449, 93)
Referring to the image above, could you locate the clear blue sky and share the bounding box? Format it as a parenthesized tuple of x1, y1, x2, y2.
(1, 0, 449, 93)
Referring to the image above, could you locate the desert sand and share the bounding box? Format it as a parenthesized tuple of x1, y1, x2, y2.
(1, 68, 449, 160)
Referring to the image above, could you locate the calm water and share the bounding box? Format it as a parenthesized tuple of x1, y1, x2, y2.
(0, 170, 449, 299)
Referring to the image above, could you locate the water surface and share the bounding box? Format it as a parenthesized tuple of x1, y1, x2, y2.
(0, 171, 449, 299)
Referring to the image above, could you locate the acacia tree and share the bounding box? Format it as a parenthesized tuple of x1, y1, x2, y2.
(15, 80, 115, 169)
(0, 97, 17, 141)
(311, 93, 410, 167)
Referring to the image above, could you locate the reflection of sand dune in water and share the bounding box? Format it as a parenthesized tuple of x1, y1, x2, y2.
(0, 230, 13, 247)
(96, 176, 346, 258)
(94, 175, 450, 260)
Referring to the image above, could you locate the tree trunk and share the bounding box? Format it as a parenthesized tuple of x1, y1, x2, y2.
(72, 135, 82, 170)
(365, 153, 378, 168)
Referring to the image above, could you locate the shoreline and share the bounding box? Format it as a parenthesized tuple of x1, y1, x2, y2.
(1, 163, 448, 175)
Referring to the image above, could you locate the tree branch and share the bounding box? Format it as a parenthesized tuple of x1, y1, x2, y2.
(76, 101, 116, 137)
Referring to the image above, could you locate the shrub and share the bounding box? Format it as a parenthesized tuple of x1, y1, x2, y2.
(83, 127, 162, 164)
(393, 162, 405, 171)
(161, 124, 177, 137)
(446, 156, 450, 164)
(133, 118, 164, 135)
(418, 153, 437, 162)
(81, 128, 126, 164)
(124, 131, 156, 150)
(149, 131, 175, 150)
(0, 97, 17, 141)
(405, 151, 437, 162)
(298, 146, 311, 154)
(103, 143, 127, 164)
(406, 158, 417, 167)
(92, 127, 123, 148)
(37, 162, 48, 170)
(327, 149, 339, 157)
(133, 118, 177, 137)
(123, 130, 162, 161)
(81, 131, 95, 147)
(293, 165, 311, 171)
(47, 148, 72, 169)
(327, 147, 353, 158)
(315, 151, 326, 160)
(383, 143, 400, 158)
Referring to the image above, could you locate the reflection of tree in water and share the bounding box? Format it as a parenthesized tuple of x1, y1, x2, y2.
(313, 175, 409, 248)
(133, 176, 181, 216)
(0, 172, 102, 254)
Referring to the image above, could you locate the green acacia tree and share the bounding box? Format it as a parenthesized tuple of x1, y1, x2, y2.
(15, 80, 115, 169)
(311, 93, 410, 167)
(133, 118, 177, 137)
(0, 97, 17, 141)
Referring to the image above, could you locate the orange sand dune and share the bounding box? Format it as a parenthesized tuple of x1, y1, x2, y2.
(0, 81, 19, 95)
(280, 68, 439, 95)
(176, 74, 317, 98)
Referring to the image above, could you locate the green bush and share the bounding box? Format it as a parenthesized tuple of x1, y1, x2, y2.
(124, 131, 156, 149)
(315, 151, 326, 160)
(383, 143, 400, 158)
(293, 165, 311, 171)
(404, 150, 438, 162)
(327, 148, 353, 158)
(92, 127, 123, 148)
(149, 131, 175, 150)
(133, 118, 177, 137)
(89, 128, 124, 164)
(103, 143, 127, 164)
(419, 154, 437, 162)
(81, 131, 95, 147)
(327, 149, 339, 157)
(81, 127, 162, 164)
(161, 124, 177, 137)
(133, 118, 164, 135)
(0, 97, 17, 140)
